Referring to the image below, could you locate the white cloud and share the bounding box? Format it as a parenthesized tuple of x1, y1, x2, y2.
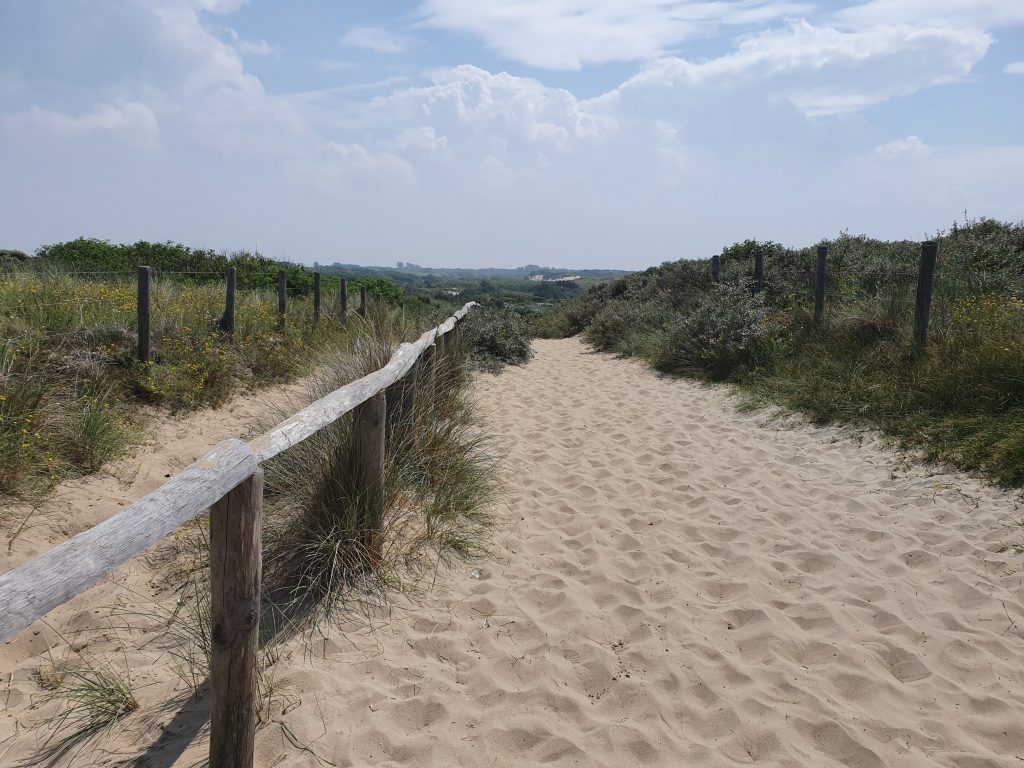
(395, 126, 449, 153)
(835, 0, 1024, 28)
(377, 66, 613, 149)
(1006, 61, 1024, 75)
(222, 27, 275, 55)
(327, 142, 415, 182)
(874, 135, 930, 159)
(609, 21, 992, 115)
(6, 101, 159, 147)
(340, 26, 411, 54)
(418, 0, 812, 70)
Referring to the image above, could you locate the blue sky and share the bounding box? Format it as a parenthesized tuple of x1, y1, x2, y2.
(1, 1, 1022, 269)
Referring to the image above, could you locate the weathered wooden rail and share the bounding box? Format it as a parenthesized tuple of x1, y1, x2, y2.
(0, 301, 476, 768)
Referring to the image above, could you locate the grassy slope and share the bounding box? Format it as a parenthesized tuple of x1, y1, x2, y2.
(0, 270, 412, 501)
(538, 217, 1024, 487)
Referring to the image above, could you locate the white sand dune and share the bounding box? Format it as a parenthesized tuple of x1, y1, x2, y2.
(3, 337, 1024, 767)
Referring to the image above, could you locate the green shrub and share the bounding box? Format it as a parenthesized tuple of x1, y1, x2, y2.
(463, 306, 533, 372)
(259, 312, 498, 632)
(528, 308, 573, 339)
(583, 298, 676, 354)
(655, 284, 769, 380)
(349, 276, 404, 304)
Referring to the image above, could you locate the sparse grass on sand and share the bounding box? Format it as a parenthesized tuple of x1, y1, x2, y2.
(29, 636, 139, 768)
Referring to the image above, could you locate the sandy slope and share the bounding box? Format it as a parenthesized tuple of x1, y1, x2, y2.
(4, 337, 1024, 767)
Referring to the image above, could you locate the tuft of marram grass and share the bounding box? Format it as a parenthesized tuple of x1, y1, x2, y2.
(31, 643, 139, 768)
(259, 307, 500, 637)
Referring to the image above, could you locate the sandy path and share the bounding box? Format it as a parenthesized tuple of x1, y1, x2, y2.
(261, 338, 1024, 768)
(3, 338, 1024, 767)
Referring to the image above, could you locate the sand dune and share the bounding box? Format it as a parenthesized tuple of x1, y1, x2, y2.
(255, 338, 1024, 767)
(3, 337, 1024, 766)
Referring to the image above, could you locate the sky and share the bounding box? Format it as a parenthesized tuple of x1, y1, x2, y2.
(1, 1, 1022, 270)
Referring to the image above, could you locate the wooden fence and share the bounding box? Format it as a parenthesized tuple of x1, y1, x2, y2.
(716, 240, 940, 352)
(132, 265, 365, 361)
(0, 301, 476, 768)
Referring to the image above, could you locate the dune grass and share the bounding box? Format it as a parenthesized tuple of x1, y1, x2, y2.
(30, 640, 139, 768)
(260, 307, 500, 637)
(0, 270, 359, 501)
(118, 305, 498, 695)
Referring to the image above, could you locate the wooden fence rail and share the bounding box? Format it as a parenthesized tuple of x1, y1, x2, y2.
(0, 301, 476, 768)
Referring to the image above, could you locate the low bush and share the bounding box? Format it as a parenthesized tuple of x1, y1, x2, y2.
(654, 284, 769, 380)
(528, 308, 573, 339)
(463, 306, 533, 372)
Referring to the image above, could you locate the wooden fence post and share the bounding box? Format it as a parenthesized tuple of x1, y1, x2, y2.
(814, 246, 827, 326)
(352, 391, 385, 557)
(418, 343, 437, 406)
(913, 240, 938, 356)
(399, 364, 417, 428)
(277, 270, 287, 330)
(340, 279, 348, 320)
(220, 267, 236, 335)
(359, 286, 367, 318)
(711, 254, 720, 282)
(753, 250, 765, 294)
(385, 363, 418, 439)
(313, 272, 321, 325)
(210, 470, 263, 768)
(137, 266, 151, 363)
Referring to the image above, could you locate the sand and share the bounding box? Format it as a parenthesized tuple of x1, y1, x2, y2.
(3, 337, 1024, 766)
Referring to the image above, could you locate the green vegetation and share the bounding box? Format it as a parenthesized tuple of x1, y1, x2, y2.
(538, 217, 1024, 486)
(0, 235, 548, 501)
(463, 306, 534, 372)
(0, 271, 359, 500)
(319, 260, 629, 317)
(260, 311, 499, 633)
(143, 305, 499, 696)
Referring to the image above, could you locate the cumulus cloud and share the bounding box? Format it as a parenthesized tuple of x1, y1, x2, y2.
(418, 0, 812, 70)
(395, 126, 450, 153)
(1006, 61, 1024, 74)
(340, 26, 412, 54)
(376, 66, 613, 149)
